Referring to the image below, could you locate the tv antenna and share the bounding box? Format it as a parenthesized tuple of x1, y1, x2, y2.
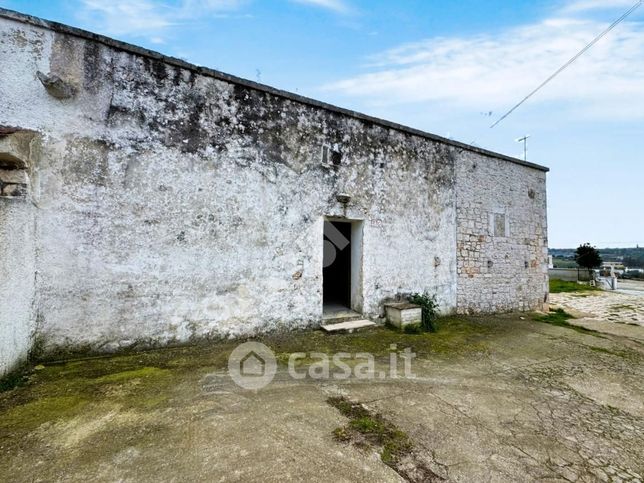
(516, 135, 530, 161)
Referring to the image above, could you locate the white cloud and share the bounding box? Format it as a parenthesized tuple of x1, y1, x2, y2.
(562, 0, 639, 13)
(77, 0, 247, 40)
(78, 0, 175, 36)
(179, 0, 249, 14)
(323, 9, 644, 121)
(77, 0, 350, 41)
(290, 0, 350, 13)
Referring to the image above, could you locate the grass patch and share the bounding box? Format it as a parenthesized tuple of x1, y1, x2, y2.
(0, 395, 89, 431)
(0, 368, 30, 393)
(327, 396, 440, 481)
(94, 367, 171, 384)
(328, 397, 413, 466)
(535, 308, 574, 324)
(267, 316, 494, 362)
(549, 279, 599, 293)
(534, 309, 601, 336)
(403, 323, 423, 334)
(587, 346, 632, 358)
(586, 344, 642, 362)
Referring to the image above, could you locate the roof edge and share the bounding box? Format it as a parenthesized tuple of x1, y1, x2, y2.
(0, 7, 549, 173)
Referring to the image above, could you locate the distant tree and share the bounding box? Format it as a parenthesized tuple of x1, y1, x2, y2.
(575, 243, 602, 277)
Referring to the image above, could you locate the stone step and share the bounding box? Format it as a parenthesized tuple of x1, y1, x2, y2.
(322, 309, 363, 324)
(321, 319, 377, 333)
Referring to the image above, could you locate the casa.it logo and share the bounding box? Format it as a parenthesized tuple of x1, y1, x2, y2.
(227, 342, 277, 390)
(323, 221, 350, 268)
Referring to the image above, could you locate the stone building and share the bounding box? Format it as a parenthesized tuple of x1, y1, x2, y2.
(0, 8, 549, 377)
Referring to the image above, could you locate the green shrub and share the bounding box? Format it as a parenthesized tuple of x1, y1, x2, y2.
(407, 293, 438, 332)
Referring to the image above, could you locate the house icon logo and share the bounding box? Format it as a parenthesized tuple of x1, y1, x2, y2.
(240, 351, 265, 377)
(228, 342, 277, 390)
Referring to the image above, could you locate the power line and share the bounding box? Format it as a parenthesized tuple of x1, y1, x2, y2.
(490, 0, 643, 128)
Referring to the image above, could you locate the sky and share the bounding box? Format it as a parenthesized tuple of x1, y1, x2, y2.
(1, 0, 643, 248)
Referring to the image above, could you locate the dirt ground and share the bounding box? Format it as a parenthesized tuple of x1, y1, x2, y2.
(1, 314, 643, 482)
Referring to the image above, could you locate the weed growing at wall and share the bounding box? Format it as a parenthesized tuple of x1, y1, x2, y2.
(408, 293, 438, 332)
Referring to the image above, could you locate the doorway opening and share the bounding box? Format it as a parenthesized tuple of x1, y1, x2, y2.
(322, 219, 363, 317)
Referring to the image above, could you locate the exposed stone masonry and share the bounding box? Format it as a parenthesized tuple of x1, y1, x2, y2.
(456, 153, 548, 313)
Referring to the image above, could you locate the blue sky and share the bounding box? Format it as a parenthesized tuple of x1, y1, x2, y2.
(2, 0, 643, 248)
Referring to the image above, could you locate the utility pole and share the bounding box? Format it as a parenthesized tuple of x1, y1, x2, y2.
(516, 135, 530, 161)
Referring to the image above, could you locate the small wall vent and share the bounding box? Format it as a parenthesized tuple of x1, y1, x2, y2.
(321, 145, 342, 168)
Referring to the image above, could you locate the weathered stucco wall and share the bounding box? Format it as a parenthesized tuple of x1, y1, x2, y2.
(455, 152, 548, 313)
(0, 14, 460, 355)
(0, 130, 38, 377)
(0, 10, 547, 360)
(0, 198, 35, 376)
(0, 130, 40, 378)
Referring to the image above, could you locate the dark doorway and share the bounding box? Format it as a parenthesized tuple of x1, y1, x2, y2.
(323, 221, 352, 309)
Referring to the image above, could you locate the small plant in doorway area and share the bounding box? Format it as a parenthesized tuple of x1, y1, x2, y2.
(408, 293, 439, 332)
